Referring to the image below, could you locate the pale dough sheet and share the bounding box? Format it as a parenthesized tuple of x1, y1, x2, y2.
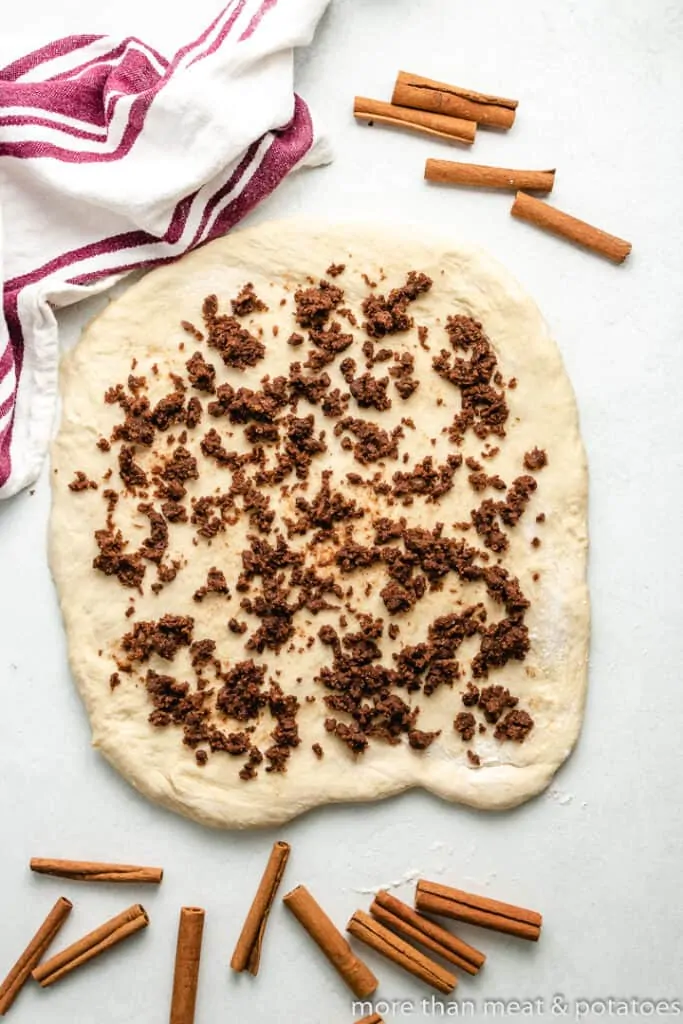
(50, 221, 589, 828)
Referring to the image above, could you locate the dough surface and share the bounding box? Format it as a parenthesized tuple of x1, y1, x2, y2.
(50, 220, 589, 828)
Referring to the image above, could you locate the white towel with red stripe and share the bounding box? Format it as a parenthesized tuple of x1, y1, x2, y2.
(0, 0, 331, 498)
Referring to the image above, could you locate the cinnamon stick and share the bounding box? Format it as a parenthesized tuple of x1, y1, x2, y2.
(416, 880, 542, 942)
(32, 904, 149, 987)
(0, 897, 72, 1014)
(354, 97, 475, 145)
(283, 886, 377, 998)
(170, 907, 205, 1024)
(30, 858, 163, 884)
(393, 71, 517, 129)
(511, 192, 632, 263)
(347, 910, 456, 994)
(370, 890, 485, 975)
(425, 159, 555, 194)
(230, 841, 290, 975)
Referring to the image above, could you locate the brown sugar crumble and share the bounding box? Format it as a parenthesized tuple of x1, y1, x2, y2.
(337, 307, 359, 327)
(186, 352, 216, 394)
(94, 527, 146, 589)
(181, 320, 204, 342)
(468, 471, 506, 493)
(69, 471, 98, 492)
(495, 709, 534, 742)
(477, 685, 518, 722)
(294, 280, 343, 328)
(335, 418, 403, 465)
(434, 316, 509, 444)
(362, 272, 432, 338)
(523, 447, 548, 471)
(121, 614, 194, 664)
(472, 618, 530, 679)
(321, 388, 350, 419)
(285, 469, 364, 543)
(230, 282, 268, 317)
(408, 728, 441, 751)
(189, 639, 216, 672)
(391, 454, 462, 504)
(389, 351, 419, 399)
(185, 397, 202, 429)
(193, 567, 230, 603)
(326, 263, 346, 278)
(470, 474, 537, 552)
(362, 340, 392, 367)
(461, 682, 480, 707)
(349, 372, 392, 412)
(202, 294, 266, 369)
(308, 321, 354, 363)
(467, 749, 481, 766)
(454, 712, 476, 741)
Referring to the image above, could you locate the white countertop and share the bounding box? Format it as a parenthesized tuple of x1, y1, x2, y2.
(1, 2, 682, 1022)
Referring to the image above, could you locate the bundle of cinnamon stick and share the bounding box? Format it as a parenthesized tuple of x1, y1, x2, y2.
(339, 881, 541, 1000)
(276, 864, 542, 1009)
(354, 70, 518, 145)
(226, 842, 543, 1009)
(354, 69, 632, 263)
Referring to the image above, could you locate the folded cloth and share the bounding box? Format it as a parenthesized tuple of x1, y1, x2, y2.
(0, 0, 332, 499)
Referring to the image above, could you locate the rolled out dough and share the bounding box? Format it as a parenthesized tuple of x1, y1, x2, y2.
(50, 221, 589, 828)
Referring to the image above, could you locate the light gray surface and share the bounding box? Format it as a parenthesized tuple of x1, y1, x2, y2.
(1, 1, 682, 1022)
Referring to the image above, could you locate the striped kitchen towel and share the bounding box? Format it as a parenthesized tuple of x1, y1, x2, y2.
(0, 0, 332, 499)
